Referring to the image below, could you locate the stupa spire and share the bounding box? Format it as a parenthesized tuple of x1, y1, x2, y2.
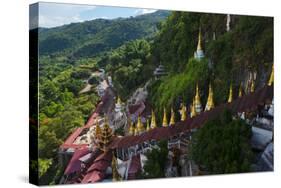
(197, 28, 202, 51)
(150, 110, 157, 129)
(117, 96, 122, 105)
(238, 83, 243, 97)
(136, 116, 144, 134)
(169, 108, 175, 126)
(146, 119, 151, 131)
(194, 27, 205, 60)
(268, 65, 274, 86)
(180, 104, 187, 121)
(128, 118, 135, 135)
(194, 83, 202, 113)
(112, 153, 122, 181)
(190, 98, 196, 118)
(205, 83, 215, 111)
(162, 108, 168, 127)
(250, 80, 255, 93)
(227, 83, 233, 103)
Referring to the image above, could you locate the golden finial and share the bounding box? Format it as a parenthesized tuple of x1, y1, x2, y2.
(197, 27, 202, 51)
(162, 108, 168, 127)
(112, 153, 122, 181)
(117, 96, 122, 105)
(146, 119, 150, 131)
(137, 116, 144, 133)
(134, 124, 138, 135)
(129, 122, 135, 135)
(250, 80, 255, 93)
(205, 83, 215, 111)
(190, 98, 196, 118)
(227, 83, 233, 103)
(180, 104, 187, 121)
(194, 83, 202, 113)
(238, 83, 243, 97)
(169, 108, 175, 126)
(150, 110, 157, 129)
(268, 65, 274, 86)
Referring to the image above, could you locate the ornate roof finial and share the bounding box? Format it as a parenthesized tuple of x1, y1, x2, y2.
(227, 83, 233, 103)
(268, 64, 274, 86)
(162, 108, 168, 127)
(169, 108, 175, 126)
(205, 83, 215, 111)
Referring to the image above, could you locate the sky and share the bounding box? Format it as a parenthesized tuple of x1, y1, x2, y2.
(37, 2, 158, 28)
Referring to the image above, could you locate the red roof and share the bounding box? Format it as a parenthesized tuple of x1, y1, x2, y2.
(82, 170, 106, 183)
(61, 88, 112, 149)
(108, 85, 273, 150)
(81, 151, 112, 183)
(128, 154, 141, 179)
(64, 148, 90, 175)
(93, 150, 111, 161)
(61, 128, 84, 149)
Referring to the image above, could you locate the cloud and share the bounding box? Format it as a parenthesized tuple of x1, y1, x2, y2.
(134, 8, 157, 16)
(39, 14, 83, 28)
(38, 2, 96, 28)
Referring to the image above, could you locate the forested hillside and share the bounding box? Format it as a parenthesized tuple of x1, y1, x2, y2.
(148, 12, 273, 117)
(39, 10, 169, 58)
(37, 10, 169, 184)
(36, 9, 273, 184)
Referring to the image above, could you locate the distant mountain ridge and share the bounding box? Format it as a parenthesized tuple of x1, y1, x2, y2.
(39, 10, 170, 57)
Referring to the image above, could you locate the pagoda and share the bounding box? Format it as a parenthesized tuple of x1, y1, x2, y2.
(115, 96, 122, 112)
(205, 84, 215, 111)
(162, 108, 168, 127)
(190, 98, 196, 118)
(194, 28, 205, 60)
(150, 110, 157, 129)
(227, 84, 233, 103)
(268, 65, 274, 86)
(250, 80, 255, 93)
(98, 118, 113, 152)
(128, 118, 135, 135)
(180, 104, 187, 121)
(238, 83, 243, 97)
(169, 108, 175, 126)
(194, 84, 202, 114)
(112, 154, 122, 181)
(146, 119, 151, 131)
(136, 116, 145, 134)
